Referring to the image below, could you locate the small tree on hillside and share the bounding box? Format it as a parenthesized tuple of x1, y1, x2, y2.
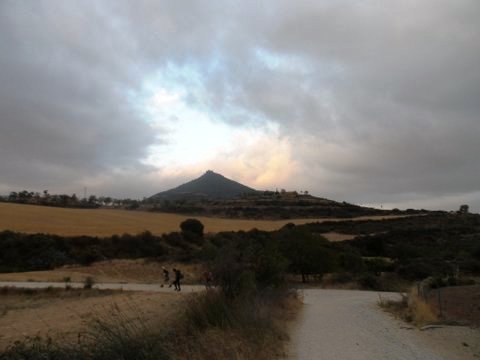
(278, 227, 335, 283)
(458, 204, 469, 215)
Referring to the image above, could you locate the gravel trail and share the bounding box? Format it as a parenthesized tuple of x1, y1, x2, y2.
(288, 289, 474, 360)
(0, 281, 204, 293)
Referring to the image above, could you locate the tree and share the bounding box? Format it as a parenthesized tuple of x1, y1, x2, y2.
(180, 218, 204, 238)
(459, 204, 469, 215)
(278, 228, 335, 283)
(8, 192, 18, 202)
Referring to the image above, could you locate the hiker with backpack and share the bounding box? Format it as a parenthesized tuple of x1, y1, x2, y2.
(172, 268, 183, 291)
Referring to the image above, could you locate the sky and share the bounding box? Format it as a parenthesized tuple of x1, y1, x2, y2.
(0, 0, 479, 212)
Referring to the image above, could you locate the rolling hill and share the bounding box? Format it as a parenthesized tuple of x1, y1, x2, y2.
(146, 170, 406, 219)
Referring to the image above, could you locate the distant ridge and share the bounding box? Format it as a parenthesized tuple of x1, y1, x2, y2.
(150, 170, 257, 200)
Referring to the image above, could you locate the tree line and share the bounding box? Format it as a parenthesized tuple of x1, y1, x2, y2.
(0, 190, 140, 209)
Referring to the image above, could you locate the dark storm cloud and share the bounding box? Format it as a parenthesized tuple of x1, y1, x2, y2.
(1, 0, 479, 211)
(0, 1, 157, 191)
(184, 0, 480, 210)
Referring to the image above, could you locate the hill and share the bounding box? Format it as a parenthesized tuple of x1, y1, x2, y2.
(146, 170, 428, 219)
(150, 170, 257, 200)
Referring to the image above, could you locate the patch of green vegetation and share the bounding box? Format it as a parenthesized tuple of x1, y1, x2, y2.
(0, 225, 297, 360)
(1, 213, 479, 288)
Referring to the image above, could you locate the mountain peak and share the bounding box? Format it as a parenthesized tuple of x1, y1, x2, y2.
(150, 171, 257, 200)
(203, 170, 218, 176)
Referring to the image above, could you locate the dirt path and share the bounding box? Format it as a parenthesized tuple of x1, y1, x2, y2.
(0, 281, 204, 293)
(288, 289, 479, 360)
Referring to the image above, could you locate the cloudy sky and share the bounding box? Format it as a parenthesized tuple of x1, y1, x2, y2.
(1, 0, 479, 212)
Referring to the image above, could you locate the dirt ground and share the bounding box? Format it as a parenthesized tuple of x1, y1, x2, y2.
(0, 259, 206, 284)
(0, 255, 206, 350)
(0, 288, 183, 351)
(425, 285, 480, 326)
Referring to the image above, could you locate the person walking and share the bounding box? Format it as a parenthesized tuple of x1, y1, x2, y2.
(203, 271, 213, 289)
(162, 267, 169, 288)
(173, 268, 182, 291)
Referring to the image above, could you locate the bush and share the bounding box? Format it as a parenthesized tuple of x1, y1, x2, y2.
(396, 259, 454, 281)
(364, 257, 394, 275)
(358, 273, 381, 290)
(339, 252, 365, 273)
(196, 241, 218, 261)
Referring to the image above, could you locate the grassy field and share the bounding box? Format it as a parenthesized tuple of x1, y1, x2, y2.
(0, 202, 406, 237)
(0, 287, 181, 350)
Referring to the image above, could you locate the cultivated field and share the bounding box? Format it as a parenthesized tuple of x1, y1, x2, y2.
(0, 203, 407, 237)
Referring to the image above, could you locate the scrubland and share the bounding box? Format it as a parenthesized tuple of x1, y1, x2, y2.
(1, 205, 479, 358)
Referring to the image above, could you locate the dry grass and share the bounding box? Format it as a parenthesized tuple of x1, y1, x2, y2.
(176, 290, 302, 360)
(0, 202, 410, 237)
(1, 288, 302, 359)
(321, 232, 357, 242)
(0, 288, 181, 350)
(379, 288, 438, 326)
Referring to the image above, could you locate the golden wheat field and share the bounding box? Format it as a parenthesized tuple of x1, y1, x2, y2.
(0, 202, 407, 237)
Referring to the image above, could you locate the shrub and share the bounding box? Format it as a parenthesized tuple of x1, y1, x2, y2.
(339, 252, 365, 273)
(163, 232, 181, 246)
(329, 272, 355, 284)
(358, 273, 381, 290)
(364, 257, 394, 275)
(196, 241, 218, 261)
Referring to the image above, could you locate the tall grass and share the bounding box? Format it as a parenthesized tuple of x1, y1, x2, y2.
(378, 287, 438, 326)
(1, 289, 298, 360)
(175, 289, 295, 360)
(1, 302, 171, 360)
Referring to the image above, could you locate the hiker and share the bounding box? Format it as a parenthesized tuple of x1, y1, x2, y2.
(203, 271, 213, 289)
(162, 267, 169, 287)
(173, 268, 183, 291)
